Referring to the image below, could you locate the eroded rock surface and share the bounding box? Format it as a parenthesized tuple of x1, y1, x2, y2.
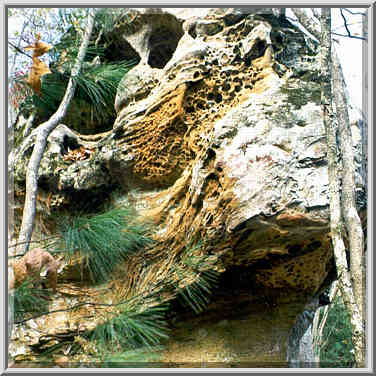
(9, 8, 366, 366)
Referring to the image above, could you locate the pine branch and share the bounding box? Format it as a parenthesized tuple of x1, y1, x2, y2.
(13, 277, 169, 325)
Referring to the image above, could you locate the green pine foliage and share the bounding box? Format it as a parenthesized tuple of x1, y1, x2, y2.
(57, 207, 153, 283)
(74, 61, 131, 106)
(319, 296, 355, 367)
(90, 305, 170, 351)
(175, 242, 220, 314)
(177, 270, 219, 314)
(35, 59, 135, 120)
(11, 27, 136, 121)
(12, 280, 51, 321)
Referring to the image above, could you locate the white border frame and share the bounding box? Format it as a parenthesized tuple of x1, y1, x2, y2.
(1, 2, 374, 374)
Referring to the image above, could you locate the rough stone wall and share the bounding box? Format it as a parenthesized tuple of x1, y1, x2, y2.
(104, 8, 335, 301)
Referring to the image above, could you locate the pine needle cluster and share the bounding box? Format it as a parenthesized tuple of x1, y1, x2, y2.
(57, 207, 153, 283)
(174, 242, 220, 314)
(177, 270, 219, 314)
(12, 279, 51, 321)
(10, 24, 136, 125)
(35, 59, 135, 122)
(90, 304, 169, 350)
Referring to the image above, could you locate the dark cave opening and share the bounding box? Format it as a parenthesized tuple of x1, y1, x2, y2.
(148, 25, 184, 69)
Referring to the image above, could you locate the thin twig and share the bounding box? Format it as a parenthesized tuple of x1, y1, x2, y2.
(13, 301, 113, 325)
(340, 8, 353, 37)
(343, 8, 366, 16)
(313, 281, 339, 352)
(9, 253, 27, 259)
(333, 21, 364, 32)
(331, 32, 366, 41)
(8, 236, 58, 249)
(8, 41, 32, 59)
(13, 278, 170, 325)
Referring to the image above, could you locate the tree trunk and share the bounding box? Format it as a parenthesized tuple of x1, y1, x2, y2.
(331, 48, 365, 324)
(320, 8, 365, 367)
(362, 12, 368, 193)
(22, 110, 37, 138)
(15, 8, 97, 255)
(292, 7, 366, 367)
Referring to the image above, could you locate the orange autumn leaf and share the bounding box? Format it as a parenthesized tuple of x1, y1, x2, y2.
(25, 34, 53, 96)
(27, 57, 52, 95)
(24, 33, 53, 56)
(25, 40, 53, 57)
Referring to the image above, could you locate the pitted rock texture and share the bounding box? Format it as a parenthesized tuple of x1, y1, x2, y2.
(105, 9, 337, 298)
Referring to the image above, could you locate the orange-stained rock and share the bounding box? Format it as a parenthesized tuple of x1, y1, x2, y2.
(10, 248, 58, 291)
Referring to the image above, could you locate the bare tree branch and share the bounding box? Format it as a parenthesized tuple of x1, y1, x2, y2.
(339, 8, 367, 40)
(333, 21, 364, 32)
(332, 46, 365, 326)
(312, 281, 339, 354)
(13, 301, 115, 325)
(292, 8, 367, 42)
(319, 8, 365, 368)
(8, 235, 57, 250)
(343, 8, 367, 16)
(22, 110, 37, 138)
(341, 8, 353, 36)
(16, 8, 97, 256)
(331, 32, 367, 41)
(13, 277, 170, 325)
(285, 16, 298, 23)
(294, 6, 367, 367)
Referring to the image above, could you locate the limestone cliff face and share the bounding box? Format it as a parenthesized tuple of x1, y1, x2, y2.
(10, 8, 365, 366)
